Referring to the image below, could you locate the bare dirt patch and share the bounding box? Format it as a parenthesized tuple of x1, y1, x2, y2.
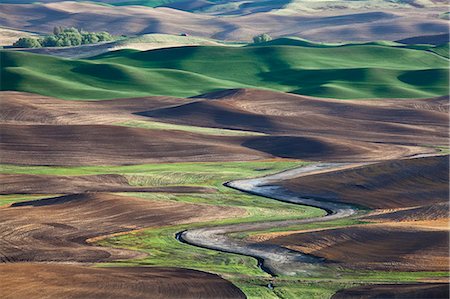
(257, 225, 449, 271)
(0, 173, 215, 194)
(332, 283, 449, 299)
(1, 90, 444, 165)
(245, 156, 449, 273)
(280, 155, 449, 209)
(0, 91, 192, 125)
(0, 193, 244, 263)
(0, 124, 266, 165)
(0, 263, 246, 299)
(144, 88, 448, 146)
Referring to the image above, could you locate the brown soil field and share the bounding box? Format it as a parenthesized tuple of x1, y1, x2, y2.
(332, 283, 450, 299)
(0, 263, 245, 299)
(0, 2, 447, 42)
(2, 91, 436, 165)
(6, 90, 447, 143)
(247, 154, 449, 272)
(0, 123, 428, 165)
(0, 193, 244, 263)
(0, 91, 192, 125)
(280, 155, 449, 209)
(255, 225, 449, 271)
(239, 135, 423, 162)
(0, 124, 267, 165)
(0, 173, 215, 194)
(145, 89, 449, 146)
(364, 202, 449, 223)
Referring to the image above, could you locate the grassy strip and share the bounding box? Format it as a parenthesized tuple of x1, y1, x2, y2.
(0, 161, 305, 192)
(97, 224, 267, 277)
(435, 146, 450, 155)
(116, 120, 265, 136)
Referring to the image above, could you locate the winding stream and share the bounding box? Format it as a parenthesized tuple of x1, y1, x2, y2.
(177, 162, 366, 276)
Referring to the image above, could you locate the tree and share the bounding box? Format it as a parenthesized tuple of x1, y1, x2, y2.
(12, 27, 115, 48)
(253, 33, 272, 44)
(12, 37, 42, 48)
(63, 27, 80, 34)
(81, 32, 99, 44)
(95, 31, 113, 42)
(56, 37, 69, 47)
(53, 26, 63, 35)
(40, 36, 58, 47)
(65, 32, 82, 46)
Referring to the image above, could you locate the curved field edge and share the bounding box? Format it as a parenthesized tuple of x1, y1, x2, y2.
(1, 41, 448, 100)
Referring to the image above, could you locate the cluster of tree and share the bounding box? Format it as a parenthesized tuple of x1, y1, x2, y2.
(13, 27, 114, 48)
(253, 33, 272, 43)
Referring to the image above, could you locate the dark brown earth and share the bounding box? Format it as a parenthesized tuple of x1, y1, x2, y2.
(364, 202, 449, 222)
(280, 155, 449, 209)
(1, 90, 443, 165)
(0, 91, 191, 125)
(0, 193, 244, 263)
(261, 225, 449, 271)
(247, 155, 449, 273)
(332, 283, 450, 299)
(144, 88, 448, 146)
(0, 173, 215, 194)
(0, 124, 268, 165)
(0, 264, 246, 299)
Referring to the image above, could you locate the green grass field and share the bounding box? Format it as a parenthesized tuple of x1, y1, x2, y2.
(0, 160, 304, 184)
(2, 38, 448, 100)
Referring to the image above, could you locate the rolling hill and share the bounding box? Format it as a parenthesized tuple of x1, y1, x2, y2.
(141, 88, 449, 146)
(0, 192, 243, 262)
(0, 0, 446, 14)
(1, 1, 448, 298)
(0, 2, 448, 42)
(13, 34, 244, 59)
(0, 27, 38, 47)
(1, 264, 246, 299)
(2, 40, 448, 100)
(247, 155, 449, 277)
(1, 89, 446, 166)
(279, 155, 450, 209)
